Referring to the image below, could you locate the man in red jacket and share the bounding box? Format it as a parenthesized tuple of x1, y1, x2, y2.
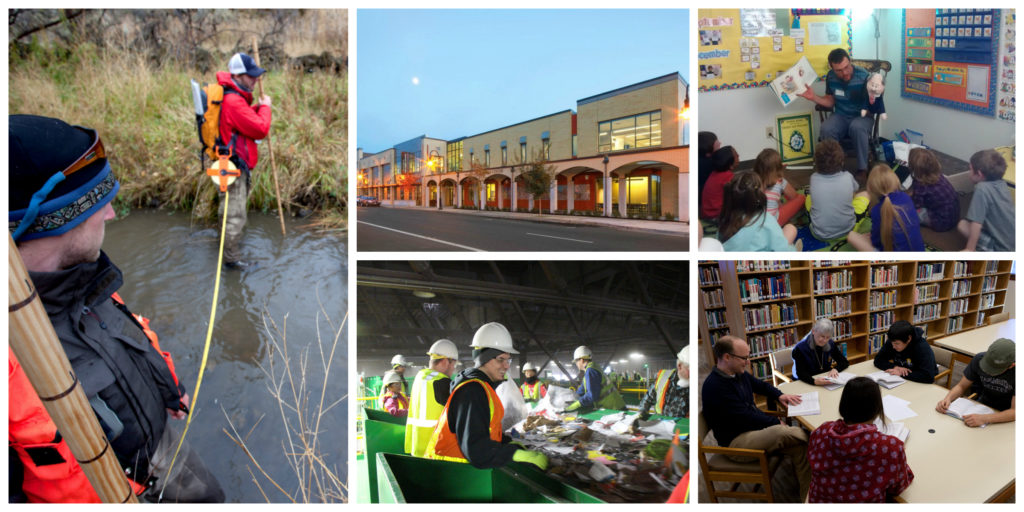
(216, 53, 273, 268)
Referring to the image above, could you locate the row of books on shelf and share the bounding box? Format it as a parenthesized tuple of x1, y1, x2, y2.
(702, 288, 725, 308)
(815, 295, 852, 318)
(949, 298, 970, 315)
(869, 334, 885, 354)
(744, 303, 798, 330)
(917, 283, 940, 302)
(981, 293, 998, 309)
(740, 274, 792, 302)
(833, 319, 852, 340)
(953, 261, 972, 278)
(751, 360, 771, 380)
(706, 309, 728, 329)
(917, 262, 945, 281)
(814, 269, 853, 293)
(871, 265, 900, 287)
(870, 310, 894, 332)
(870, 289, 898, 310)
(947, 315, 964, 334)
(813, 261, 852, 268)
(913, 303, 942, 322)
(736, 261, 790, 272)
(700, 266, 721, 286)
(748, 328, 799, 357)
(952, 279, 972, 298)
(985, 261, 1000, 274)
(978, 311, 987, 325)
(983, 276, 999, 292)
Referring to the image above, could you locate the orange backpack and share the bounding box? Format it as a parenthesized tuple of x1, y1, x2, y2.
(190, 79, 238, 162)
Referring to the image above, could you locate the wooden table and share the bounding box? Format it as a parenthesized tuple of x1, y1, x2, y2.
(933, 319, 1015, 356)
(778, 360, 1015, 503)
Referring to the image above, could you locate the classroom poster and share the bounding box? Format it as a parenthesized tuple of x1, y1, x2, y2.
(901, 8, 1001, 116)
(776, 113, 814, 163)
(698, 8, 852, 92)
(996, 10, 1015, 123)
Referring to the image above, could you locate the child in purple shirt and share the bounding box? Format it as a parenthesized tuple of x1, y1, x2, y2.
(908, 148, 959, 232)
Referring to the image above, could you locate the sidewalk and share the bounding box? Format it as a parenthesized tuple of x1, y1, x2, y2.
(380, 203, 689, 236)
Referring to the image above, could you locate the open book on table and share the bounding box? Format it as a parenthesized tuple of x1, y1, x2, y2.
(787, 392, 820, 417)
(873, 417, 909, 443)
(867, 370, 906, 389)
(768, 56, 818, 107)
(823, 371, 857, 391)
(944, 398, 997, 427)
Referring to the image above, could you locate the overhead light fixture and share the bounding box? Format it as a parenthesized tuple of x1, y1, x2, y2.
(619, 359, 627, 363)
(630, 352, 644, 359)
(413, 290, 436, 298)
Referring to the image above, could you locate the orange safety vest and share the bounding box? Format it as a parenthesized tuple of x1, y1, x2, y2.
(520, 381, 544, 401)
(9, 295, 178, 502)
(653, 369, 674, 415)
(424, 378, 504, 463)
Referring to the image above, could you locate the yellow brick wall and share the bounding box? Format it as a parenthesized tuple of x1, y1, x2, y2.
(576, 78, 683, 157)
(459, 110, 574, 167)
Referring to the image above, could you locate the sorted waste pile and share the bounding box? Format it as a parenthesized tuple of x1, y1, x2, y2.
(507, 386, 687, 503)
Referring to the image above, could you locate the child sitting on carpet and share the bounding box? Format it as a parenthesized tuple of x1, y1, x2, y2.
(754, 148, 805, 226)
(808, 139, 869, 241)
(717, 172, 798, 251)
(847, 164, 925, 251)
(958, 149, 1015, 251)
(907, 148, 959, 232)
(700, 145, 738, 221)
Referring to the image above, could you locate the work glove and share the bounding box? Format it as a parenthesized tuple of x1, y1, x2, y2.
(509, 440, 527, 450)
(513, 449, 549, 471)
(564, 401, 582, 412)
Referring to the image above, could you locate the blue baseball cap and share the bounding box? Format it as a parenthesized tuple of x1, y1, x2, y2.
(228, 53, 266, 77)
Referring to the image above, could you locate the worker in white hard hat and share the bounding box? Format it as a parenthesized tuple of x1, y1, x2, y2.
(391, 354, 411, 395)
(405, 339, 460, 458)
(425, 322, 549, 471)
(564, 345, 626, 412)
(519, 362, 547, 405)
(638, 346, 690, 420)
(380, 370, 409, 418)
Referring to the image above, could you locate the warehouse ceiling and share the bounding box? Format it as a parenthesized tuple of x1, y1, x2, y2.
(357, 261, 688, 378)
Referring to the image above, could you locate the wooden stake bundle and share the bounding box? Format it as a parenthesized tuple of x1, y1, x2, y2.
(253, 36, 288, 236)
(8, 235, 138, 503)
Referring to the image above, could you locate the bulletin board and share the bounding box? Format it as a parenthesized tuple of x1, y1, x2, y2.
(901, 9, 1002, 116)
(698, 8, 852, 92)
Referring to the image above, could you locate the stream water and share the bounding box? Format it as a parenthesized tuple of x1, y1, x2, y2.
(103, 209, 347, 503)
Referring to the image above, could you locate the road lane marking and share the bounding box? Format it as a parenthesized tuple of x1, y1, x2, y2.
(525, 232, 594, 244)
(358, 221, 485, 251)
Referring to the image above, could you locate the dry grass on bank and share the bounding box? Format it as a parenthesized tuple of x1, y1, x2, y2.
(9, 43, 347, 227)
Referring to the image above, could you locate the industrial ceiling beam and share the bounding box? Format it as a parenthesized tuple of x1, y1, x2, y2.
(357, 267, 685, 320)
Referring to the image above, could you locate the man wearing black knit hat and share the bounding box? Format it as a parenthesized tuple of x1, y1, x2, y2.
(8, 115, 223, 503)
(423, 322, 549, 471)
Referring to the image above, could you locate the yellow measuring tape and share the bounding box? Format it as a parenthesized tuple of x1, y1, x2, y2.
(158, 188, 229, 501)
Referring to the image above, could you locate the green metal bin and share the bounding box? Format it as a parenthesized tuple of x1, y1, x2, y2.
(375, 452, 605, 503)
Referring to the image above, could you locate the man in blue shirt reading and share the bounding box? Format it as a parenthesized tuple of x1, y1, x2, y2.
(799, 48, 872, 173)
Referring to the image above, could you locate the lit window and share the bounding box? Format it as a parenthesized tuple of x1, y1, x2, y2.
(598, 111, 662, 152)
(542, 138, 551, 160)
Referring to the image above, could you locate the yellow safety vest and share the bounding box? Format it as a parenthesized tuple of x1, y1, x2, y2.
(405, 368, 448, 457)
(653, 368, 675, 415)
(520, 381, 543, 401)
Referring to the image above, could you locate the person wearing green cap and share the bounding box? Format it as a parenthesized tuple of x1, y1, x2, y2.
(936, 338, 1015, 427)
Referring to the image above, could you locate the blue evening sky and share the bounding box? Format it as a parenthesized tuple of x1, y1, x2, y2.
(357, 9, 690, 152)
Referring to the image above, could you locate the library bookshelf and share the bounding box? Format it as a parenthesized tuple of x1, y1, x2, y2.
(697, 260, 1012, 382)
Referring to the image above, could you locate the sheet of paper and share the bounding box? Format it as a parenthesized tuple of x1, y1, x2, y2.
(967, 65, 990, 102)
(808, 22, 841, 46)
(788, 392, 821, 416)
(883, 395, 918, 421)
(638, 420, 678, 439)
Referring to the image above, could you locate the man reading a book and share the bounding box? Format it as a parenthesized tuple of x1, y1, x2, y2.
(702, 336, 811, 501)
(936, 338, 1015, 427)
(872, 321, 938, 384)
(797, 48, 873, 173)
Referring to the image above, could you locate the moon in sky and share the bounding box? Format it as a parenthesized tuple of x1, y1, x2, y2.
(411, 76, 420, 85)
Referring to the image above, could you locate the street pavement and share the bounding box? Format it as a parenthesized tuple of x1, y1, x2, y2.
(357, 207, 689, 252)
